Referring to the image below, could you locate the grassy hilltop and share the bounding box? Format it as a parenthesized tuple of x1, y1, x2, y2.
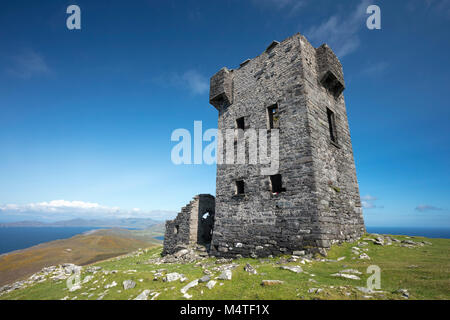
(0, 233, 449, 300)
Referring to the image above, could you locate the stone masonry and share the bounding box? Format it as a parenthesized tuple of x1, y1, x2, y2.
(208, 33, 365, 257)
(163, 32, 365, 258)
(163, 194, 215, 255)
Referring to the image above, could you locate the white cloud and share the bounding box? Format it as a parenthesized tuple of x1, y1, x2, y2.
(154, 69, 208, 95)
(6, 50, 51, 79)
(361, 201, 375, 209)
(306, 0, 371, 58)
(425, 0, 450, 17)
(415, 204, 443, 212)
(251, 0, 307, 11)
(361, 194, 383, 210)
(181, 70, 209, 95)
(362, 61, 389, 76)
(0, 200, 176, 221)
(361, 195, 377, 201)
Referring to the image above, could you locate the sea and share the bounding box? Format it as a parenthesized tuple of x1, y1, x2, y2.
(365, 226, 450, 239)
(0, 227, 100, 255)
(0, 226, 448, 256)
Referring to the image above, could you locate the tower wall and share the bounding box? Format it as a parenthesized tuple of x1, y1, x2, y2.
(208, 33, 365, 257)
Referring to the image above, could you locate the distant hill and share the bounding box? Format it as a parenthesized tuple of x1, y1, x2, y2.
(0, 226, 164, 287)
(0, 218, 163, 229)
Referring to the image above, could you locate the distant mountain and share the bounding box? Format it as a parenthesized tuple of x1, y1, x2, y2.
(0, 218, 162, 229)
(0, 220, 48, 227)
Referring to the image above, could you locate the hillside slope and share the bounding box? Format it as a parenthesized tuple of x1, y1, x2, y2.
(1, 233, 448, 300)
(0, 227, 163, 287)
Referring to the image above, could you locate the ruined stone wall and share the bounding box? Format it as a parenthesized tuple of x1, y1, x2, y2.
(162, 194, 215, 255)
(208, 33, 365, 257)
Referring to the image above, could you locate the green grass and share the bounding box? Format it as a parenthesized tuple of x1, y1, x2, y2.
(1, 234, 449, 300)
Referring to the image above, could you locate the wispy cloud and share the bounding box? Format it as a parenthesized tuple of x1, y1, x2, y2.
(251, 0, 307, 11)
(415, 204, 444, 212)
(0, 200, 176, 221)
(6, 50, 51, 79)
(409, 0, 450, 18)
(180, 70, 209, 95)
(361, 195, 378, 201)
(361, 194, 383, 209)
(306, 0, 371, 58)
(362, 61, 389, 76)
(154, 69, 208, 95)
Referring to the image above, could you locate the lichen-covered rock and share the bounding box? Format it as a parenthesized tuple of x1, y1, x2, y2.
(261, 280, 284, 286)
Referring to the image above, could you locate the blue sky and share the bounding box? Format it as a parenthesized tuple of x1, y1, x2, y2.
(0, 0, 449, 227)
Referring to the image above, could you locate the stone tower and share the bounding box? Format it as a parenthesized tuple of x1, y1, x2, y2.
(208, 33, 365, 257)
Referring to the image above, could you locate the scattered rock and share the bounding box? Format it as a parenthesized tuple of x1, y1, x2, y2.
(69, 284, 81, 292)
(180, 280, 199, 294)
(206, 280, 217, 289)
(396, 289, 410, 299)
(134, 289, 151, 300)
(82, 275, 93, 284)
(163, 272, 183, 282)
(356, 286, 385, 294)
(374, 237, 385, 246)
(331, 273, 361, 280)
(218, 270, 232, 280)
(215, 258, 233, 265)
(244, 263, 257, 275)
(261, 280, 284, 286)
(359, 253, 370, 260)
(340, 269, 362, 275)
(104, 281, 117, 289)
(281, 266, 303, 273)
(151, 292, 161, 300)
(199, 275, 211, 283)
(308, 288, 323, 294)
(174, 249, 189, 258)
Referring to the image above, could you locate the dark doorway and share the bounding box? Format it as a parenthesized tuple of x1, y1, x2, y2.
(198, 211, 214, 245)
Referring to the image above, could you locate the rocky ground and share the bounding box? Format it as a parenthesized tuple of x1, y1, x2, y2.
(0, 233, 448, 300)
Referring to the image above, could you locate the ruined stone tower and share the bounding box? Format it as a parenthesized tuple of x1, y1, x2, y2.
(163, 194, 215, 255)
(207, 33, 365, 257)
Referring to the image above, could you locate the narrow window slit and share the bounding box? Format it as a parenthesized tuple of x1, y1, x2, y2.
(267, 104, 279, 129)
(235, 180, 245, 195)
(327, 108, 338, 144)
(236, 117, 245, 130)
